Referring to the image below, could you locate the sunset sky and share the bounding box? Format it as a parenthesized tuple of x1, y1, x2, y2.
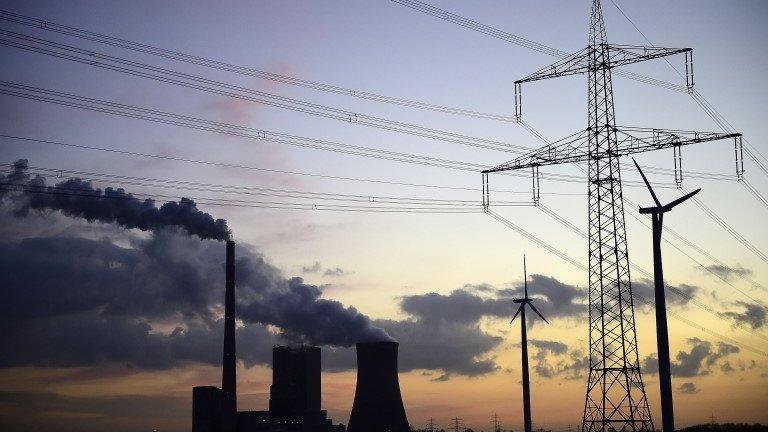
(1, 0, 767, 431)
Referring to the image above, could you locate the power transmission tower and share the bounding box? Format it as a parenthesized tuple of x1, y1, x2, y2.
(450, 417, 465, 432)
(492, 413, 503, 432)
(427, 418, 440, 432)
(481, 1, 742, 431)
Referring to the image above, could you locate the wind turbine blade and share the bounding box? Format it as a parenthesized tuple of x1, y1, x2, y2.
(510, 305, 523, 323)
(663, 188, 701, 211)
(523, 255, 529, 299)
(632, 158, 661, 208)
(529, 303, 550, 325)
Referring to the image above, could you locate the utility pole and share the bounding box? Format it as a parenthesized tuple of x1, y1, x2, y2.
(511, 256, 549, 432)
(481, 1, 741, 430)
(634, 158, 701, 432)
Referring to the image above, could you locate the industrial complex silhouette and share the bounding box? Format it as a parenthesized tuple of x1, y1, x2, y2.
(191, 241, 409, 432)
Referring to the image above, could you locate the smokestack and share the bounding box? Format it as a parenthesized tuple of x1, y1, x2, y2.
(348, 341, 410, 432)
(221, 240, 237, 432)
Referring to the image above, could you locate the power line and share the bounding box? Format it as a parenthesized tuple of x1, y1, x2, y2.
(0, 28, 526, 154)
(0, 181, 486, 214)
(487, 209, 768, 358)
(607, 0, 768, 195)
(0, 81, 676, 189)
(2, 163, 538, 208)
(517, 116, 768, 295)
(391, 0, 689, 93)
(0, 8, 516, 122)
(682, 186, 768, 265)
(0, 14, 734, 185)
(538, 202, 768, 343)
(0, 133, 586, 196)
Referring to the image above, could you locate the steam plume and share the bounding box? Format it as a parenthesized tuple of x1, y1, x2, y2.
(1, 159, 230, 241)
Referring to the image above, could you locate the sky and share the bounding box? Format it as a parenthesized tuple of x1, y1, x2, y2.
(0, 0, 767, 431)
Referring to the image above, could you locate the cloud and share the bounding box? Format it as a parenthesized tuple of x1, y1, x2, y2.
(720, 301, 767, 330)
(631, 278, 700, 308)
(641, 338, 741, 378)
(0, 181, 587, 379)
(700, 264, 752, 281)
(302, 261, 346, 277)
(677, 382, 699, 394)
(399, 289, 513, 324)
(323, 267, 345, 277)
(302, 261, 322, 273)
(0, 213, 506, 376)
(519, 339, 588, 380)
(498, 275, 587, 323)
(0, 312, 276, 369)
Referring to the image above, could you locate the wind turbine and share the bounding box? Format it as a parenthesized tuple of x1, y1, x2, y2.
(511, 256, 549, 432)
(633, 157, 701, 432)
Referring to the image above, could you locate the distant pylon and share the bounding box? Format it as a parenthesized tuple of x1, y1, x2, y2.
(492, 413, 503, 432)
(426, 417, 439, 432)
(450, 417, 464, 432)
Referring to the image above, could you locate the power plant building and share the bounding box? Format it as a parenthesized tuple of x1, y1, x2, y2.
(192, 241, 345, 432)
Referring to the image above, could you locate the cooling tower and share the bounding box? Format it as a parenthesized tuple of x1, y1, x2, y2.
(347, 341, 410, 432)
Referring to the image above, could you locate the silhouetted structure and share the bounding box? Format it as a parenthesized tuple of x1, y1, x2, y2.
(192, 242, 344, 432)
(270, 346, 321, 418)
(634, 158, 701, 432)
(194, 386, 223, 432)
(222, 240, 237, 432)
(347, 341, 410, 432)
(481, 0, 741, 429)
(511, 257, 549, 432)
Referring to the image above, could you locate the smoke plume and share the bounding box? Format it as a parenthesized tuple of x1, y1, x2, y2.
(0, 159, 230, 241)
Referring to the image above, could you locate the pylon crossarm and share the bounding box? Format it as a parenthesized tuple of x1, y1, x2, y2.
(615, 127, 741, 155)
(482, 129, 590, 173)
(605, 44, 691, 69)
(515, 48, 591, 84)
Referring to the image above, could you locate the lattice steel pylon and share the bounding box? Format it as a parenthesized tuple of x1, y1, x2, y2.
(481, 1, 742, 431)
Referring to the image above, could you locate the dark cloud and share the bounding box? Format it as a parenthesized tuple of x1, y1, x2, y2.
(632, 278, 699, 308)
(498, 274, 587, 323)
(0, 216, 508, 376)
(700, 264, 752, 281)
(302, 261, 321, 273)
(0, 174, 587, 378)
(323, 267, 345, 277)
(302, 261, 346, 277)
(677, 382, 699, 394)
(641, 338, 741, 378)
(522, 339, 587, 380)
(720, 301, 767, 330)
(399, 289, 513, 324)
(379, 318, 502, 378)
(0, 159, 230, 241)
(0, 312, 276, 369)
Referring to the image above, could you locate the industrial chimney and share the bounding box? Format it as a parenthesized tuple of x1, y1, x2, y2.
(221, 240, 237, 432)
(347, 341, 410, 432)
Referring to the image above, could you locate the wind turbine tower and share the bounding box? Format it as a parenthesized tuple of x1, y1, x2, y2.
(634, 158, 701, 432)
(511, 256, 549, 432)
